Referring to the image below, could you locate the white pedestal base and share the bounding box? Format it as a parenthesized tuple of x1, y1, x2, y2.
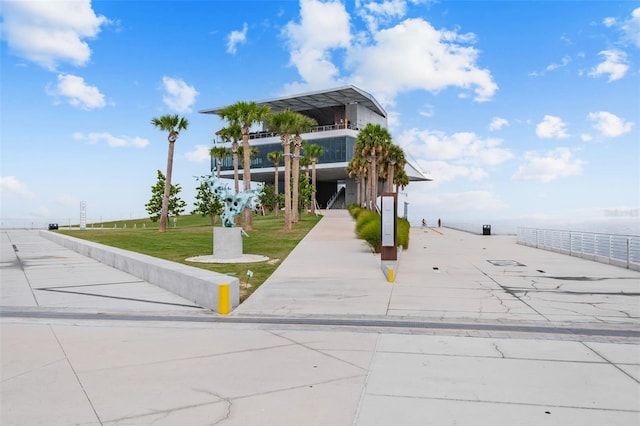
(213, 227, 243, 259)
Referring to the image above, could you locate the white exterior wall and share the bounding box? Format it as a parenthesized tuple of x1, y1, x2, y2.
(347, 104, 387, 130)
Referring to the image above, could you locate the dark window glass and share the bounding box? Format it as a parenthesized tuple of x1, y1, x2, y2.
(213, 136, 355, 172)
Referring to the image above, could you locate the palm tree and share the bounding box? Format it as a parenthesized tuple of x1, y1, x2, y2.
(305, 143, 324, 214)
(151, 114, 189, 233)
(291, 115, 317, 223)
(394, 167, 409, 192)
(347, 154, 368, 207)
(354, 123, 392, 210)
(267, 150, 283, 217)
(381, 144, 406, 192)
(266, 109, 299, 230)
(216, 125, 242, 193)
(301, 152, 312, 180)
(210, 146, 231, 179)
(219, 101, 270, 231)
(238, 146, 259, 165)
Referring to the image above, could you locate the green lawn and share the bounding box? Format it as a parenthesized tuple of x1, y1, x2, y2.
(58, 212, 323, 301)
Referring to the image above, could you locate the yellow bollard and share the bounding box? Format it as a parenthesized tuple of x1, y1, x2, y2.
(218, 283, 230, 315)
(388, 269, 394, 283)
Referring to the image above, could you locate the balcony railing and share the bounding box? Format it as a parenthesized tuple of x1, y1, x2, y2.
(517, 227, 640, 271)
(248, 123, 359, 140)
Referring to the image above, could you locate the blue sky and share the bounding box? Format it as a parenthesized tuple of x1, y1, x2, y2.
(1, 0, 638, 232)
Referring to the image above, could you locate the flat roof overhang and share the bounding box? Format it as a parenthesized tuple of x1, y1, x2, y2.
(200, 85, 387, 119)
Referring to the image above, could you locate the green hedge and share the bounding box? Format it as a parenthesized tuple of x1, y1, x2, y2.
(350, 208, 410, 253)
(397, 217, 410, 249)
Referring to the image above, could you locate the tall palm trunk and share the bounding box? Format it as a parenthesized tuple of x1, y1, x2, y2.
(371, 159, 378, 210)
(311, 159, 317, 215)
(292, 138, 301, 223)
(242, 130, 253, 231)
(367, 159, 375, 210)
(232, 141, 239, 193)
(283, 139, 292, 230)
(273, 163, 280, 217)
(387, 163, 395, 193)
(159, 134, 176, 232)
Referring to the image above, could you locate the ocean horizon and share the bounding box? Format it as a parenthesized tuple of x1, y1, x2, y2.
(412, 217, 640, 237)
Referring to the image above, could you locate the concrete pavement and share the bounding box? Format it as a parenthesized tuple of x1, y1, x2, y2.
(2, 210, 639, 425)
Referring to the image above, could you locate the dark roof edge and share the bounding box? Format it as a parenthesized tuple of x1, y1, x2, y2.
(199, 85, 387, 118)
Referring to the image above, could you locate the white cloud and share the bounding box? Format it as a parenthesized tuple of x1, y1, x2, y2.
(545, 55, 571, 72)
(400, 128, 513, 165)
(603, 17, 616, 28)
(417, 160, 487, 185)
(282, 1, 498, 104)
(398, 128, 512, 185)
(0, 176, 35, 199)
(74, 132, 149, 148)
(357, 0, 408, 33)
(415, 190, 506, 213)
(418, 104, 434, 118)
(0, 0, 109, 70)
(536, 115, 569, 139)
(282, 0, 351, 92)
(589, 49, 629, 81)
(185, 145, 212, 163)
(47, 74, 105, 110)
(587, 111, 635, 137)
(622, 7, 640, 47)
(580, 133, 593, 142)
(227, 23, 248, 54)
(489, 117, 509, 131)
(512, 148, 585, 183)
(349, 18, 497, 104)
(161, 76, 199, 113)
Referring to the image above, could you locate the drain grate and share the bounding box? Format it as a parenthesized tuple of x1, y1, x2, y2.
(487, 260, 526, 267)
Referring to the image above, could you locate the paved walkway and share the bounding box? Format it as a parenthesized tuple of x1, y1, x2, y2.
(2, 210, 639, 425)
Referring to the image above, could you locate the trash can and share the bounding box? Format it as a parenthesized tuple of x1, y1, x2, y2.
(482, 225, 491, 235)
(48, 223, 58, 230)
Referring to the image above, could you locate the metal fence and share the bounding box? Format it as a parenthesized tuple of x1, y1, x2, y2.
(517, 228, 640, 271)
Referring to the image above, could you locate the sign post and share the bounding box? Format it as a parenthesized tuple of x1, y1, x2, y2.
(380, 193, 397, 261)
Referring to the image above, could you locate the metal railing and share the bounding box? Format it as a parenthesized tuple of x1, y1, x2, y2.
(248, 123, 359, 140)
(517, 228, 640, 271)
(326, 187, 345, 209)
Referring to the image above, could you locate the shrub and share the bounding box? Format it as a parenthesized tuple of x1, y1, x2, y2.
(358, 215, 382, 252)
(347, 204, 364, 219)
(355, 210, 379, 235)
(353, 213, 411, 253)
(398, 217, 410, 249)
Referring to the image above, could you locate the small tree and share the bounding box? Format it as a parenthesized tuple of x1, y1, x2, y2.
(145, 170, 187, 223)
(192, 177, 224, 225)
(297, 173, 313, 214)
(259, 184, 284, 212)
(267, 150, 283, 217)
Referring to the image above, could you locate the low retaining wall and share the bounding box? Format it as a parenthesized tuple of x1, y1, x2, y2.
(40, 231, 239, 312)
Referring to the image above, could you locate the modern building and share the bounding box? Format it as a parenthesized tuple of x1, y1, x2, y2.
(200, 85, 431, 209)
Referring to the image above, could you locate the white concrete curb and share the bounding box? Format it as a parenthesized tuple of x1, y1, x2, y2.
(40, 231, 239, 312)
